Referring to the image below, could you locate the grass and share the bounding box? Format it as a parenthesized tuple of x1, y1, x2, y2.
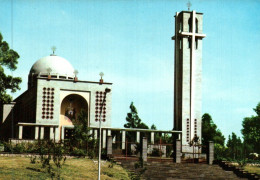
(244, 165, 260, 175)
(0, 156, 130, 180)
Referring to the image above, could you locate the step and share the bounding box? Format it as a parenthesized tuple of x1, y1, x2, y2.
(116, 159, 248, 179)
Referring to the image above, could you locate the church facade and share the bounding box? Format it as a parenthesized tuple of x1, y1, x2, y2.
(0, 55, 112, 141)
(1, 9, 206, 156)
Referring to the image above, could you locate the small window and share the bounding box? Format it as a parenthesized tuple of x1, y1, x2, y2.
(195, 18, 198, 33)
(188, 18, 192, 32)
(179, 20, 182, 32)
(188, 37, 191, 49)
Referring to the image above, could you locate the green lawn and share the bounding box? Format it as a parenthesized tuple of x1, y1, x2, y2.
(0, 156, 130, 180)
(244, 165, 260, 175)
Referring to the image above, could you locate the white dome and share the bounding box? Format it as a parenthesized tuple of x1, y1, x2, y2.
(29, 55, 75, 78)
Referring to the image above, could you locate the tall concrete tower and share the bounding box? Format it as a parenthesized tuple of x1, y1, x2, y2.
(172, 11, 206, 153)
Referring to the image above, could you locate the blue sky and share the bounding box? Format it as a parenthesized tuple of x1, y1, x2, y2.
(1, 0, 260, 142)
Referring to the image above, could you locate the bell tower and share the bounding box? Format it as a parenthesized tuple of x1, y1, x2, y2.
(172, 10, 206, 153)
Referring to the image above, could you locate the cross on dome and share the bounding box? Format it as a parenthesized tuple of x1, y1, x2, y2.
(51, 46, 57, 55)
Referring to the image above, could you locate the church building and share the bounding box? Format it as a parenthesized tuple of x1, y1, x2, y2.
(0, 54, 112, 141)
(1, 9, 206, 157)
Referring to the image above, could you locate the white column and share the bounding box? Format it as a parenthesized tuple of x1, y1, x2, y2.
(102, 129, 106, 148)
(94, 129, 98, 139)
(54, 127, 60, 141)
(107, 129, 111, 136)
(112, 135, 116, 143)
(151, 132, 154, 144)
(89, 129, 93, 139)
(19, 126, 23, 139)
(35, 126, 39, 140)
(61, 127, 65, 140)
(136, 131, 140, 143)
(40, 127, 44, 139)
(122, 131, 126, 150)
(50, 127, 54, 140)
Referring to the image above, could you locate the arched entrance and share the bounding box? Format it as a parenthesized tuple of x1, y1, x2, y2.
(60, 94, 88, 139)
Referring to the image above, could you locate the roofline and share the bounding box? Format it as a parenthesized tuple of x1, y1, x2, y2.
(37, 77, 113, 85)
(177, 11, 203, 15)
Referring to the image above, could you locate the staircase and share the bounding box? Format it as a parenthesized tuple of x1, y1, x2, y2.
(116, 159, 249, 179)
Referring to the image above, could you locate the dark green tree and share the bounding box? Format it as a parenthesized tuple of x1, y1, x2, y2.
(73, 109, 89, 143)
(226, 132, 243, 160)
(202, 113, 225, 146)
(241, 102, 260, 154)
(71, 109, 97, 157)
(151, 124, 157, 130)
(202, 113, 226, 158)
(124, 102, 148, 129)
(124, 102, 148, 143)
(0, 33, 22, 103)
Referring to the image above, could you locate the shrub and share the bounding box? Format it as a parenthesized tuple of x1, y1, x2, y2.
(70, 148, 86, 157)
(31, 140, 67, 179)
(150, 148, 163, 157)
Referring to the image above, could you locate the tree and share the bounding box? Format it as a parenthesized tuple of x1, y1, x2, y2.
(71, 109, 97, 157)
(241, 102, 260, 154)
(124, 102, 148, 143)
(201, 113, 225, 146)
(0, 33, 22, 103)
(226, 132, 243, 160)
(73, 109, 89, 143)
(124, 102, 148, 129)
(201, 113, 226, 159)
(151, 124, 157, 130)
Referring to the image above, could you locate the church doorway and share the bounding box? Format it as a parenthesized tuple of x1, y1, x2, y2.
(60, 94, 88, 138)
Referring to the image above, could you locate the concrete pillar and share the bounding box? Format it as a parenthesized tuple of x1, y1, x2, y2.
(136, 131, 140, 143)
(18, 126, 23, 139)
(40, 127, 44, 139)
(175, 139, 181, 163)
(61, 127, 64, 140)
(103, 129, 107, 148)
(208, 141, 214, 165)
(122, 130, 126, 150)
(107, 129, 111, 136)
(94, 129, 98, 139)
(50, 127, 54, 140)
(35, 126, 39, 140)
(54, 127, 60, 141)
(89, 129, 93, 139)
(107, 136, 112, 156)
(112, 135, 116, 143)
(142, 137, 147, 162)
(151, 132, 154, 144)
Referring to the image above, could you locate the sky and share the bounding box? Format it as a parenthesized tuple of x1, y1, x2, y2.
(1, 0, 260, 142)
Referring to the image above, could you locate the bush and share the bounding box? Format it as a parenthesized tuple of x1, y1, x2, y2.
(87, 150, 95, 159)
(150, 148, 163, 157)
(30, 140, 67, 179)
(214, 143, 227, 160)
(14, 143, 26, 153)
(3, 141, 39, 154)
(70, 148, 86, 157)
(4, 142, 14, 152)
